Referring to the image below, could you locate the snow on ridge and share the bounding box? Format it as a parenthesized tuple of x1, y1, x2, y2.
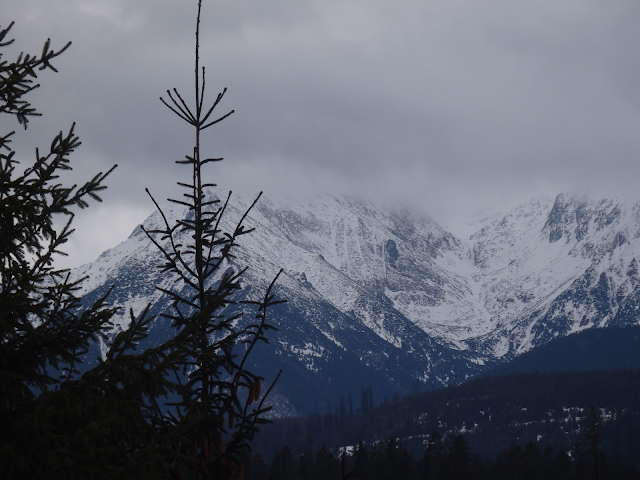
(71, 191, 640, 362)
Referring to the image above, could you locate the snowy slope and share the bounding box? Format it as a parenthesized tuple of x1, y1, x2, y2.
(467, 193, 640, 357)
(72, 191, 640, 414)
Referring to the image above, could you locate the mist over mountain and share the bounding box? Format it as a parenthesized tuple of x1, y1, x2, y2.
(73, 192, 640, 414)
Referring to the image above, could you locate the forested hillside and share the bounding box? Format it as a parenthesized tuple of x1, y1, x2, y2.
(246, 435, 640, 480)
(485, 325, 640, 375)
(253, 368, 640, 469)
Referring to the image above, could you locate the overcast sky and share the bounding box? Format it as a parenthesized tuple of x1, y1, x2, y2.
(3, 0, 640, 268)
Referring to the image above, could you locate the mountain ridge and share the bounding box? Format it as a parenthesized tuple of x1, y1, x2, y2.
(73, 191, 640, 414)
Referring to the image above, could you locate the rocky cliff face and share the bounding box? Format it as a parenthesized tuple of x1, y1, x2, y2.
(467, 193, 640, 359)
(73, 192, 640, 414)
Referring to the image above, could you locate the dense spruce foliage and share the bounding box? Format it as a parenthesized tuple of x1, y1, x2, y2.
(253, 369, 640, 467)
(0, 20, 178, 479)
(0, 1, 282, 477)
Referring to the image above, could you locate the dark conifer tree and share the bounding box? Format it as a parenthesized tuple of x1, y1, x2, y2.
(0, 0, 283, 475)
(142, 0, 284, 477)
(0, 20, 181, 479)
(422, 432, 445, 480)
(353, 439, 370, 478)
(270, 446, 295, 480)
(449, 435, 472, 480)
(576, 406, 605, 480)
(297, 453, 313, 480)
(313, 445, 340, 480)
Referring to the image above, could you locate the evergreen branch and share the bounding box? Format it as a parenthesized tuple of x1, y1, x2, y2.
(206, 192, 262, 277)
(255, 369, 281, 414)
(201, 157, 223, 165)
(200, 87, 228, 125)
(167, 198, 193, 208)
(204, 190, 232, 275)
(170, 88, 197, 124)
(159, 95, 194, 125)
(143, 188, 197, 279)
(236, 269, 283, 376)
(156, 286, 200, 309)
(198, 66, 206, 118)
(201, 109, 234, 130)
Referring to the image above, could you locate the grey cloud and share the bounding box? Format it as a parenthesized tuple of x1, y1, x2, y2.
(3, 0, 640, 266)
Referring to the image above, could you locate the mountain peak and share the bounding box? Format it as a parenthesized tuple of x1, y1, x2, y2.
(73, 192, 640, 414)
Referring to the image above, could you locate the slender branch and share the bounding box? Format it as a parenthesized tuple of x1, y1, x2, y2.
(169, 88, 197, 123)
(198, 67, 206, 118)
(201, 110, 234, 130)
(195, 0, 203, 116)
(204, 190, 232, 277)
(208, 192, 263, 275)
(237, 269, 283, 375)
(200, 87, 229, 125)
(256, 369, 282, 413)
(159, 96, 195, 125)
(143, 188, 197, 279)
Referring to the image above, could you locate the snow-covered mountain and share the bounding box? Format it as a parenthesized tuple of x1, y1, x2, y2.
(73, 192, 640, 415)
(467, 193, 640, 357)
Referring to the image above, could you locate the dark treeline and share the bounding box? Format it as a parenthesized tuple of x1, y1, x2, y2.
(245, 432, 640, 480)
(254, 370, 640, 465)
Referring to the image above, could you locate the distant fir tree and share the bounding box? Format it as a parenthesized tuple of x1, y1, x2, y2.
(576, 406, 605, 480)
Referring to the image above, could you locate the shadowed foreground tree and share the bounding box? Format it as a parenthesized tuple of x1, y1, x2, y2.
(0, 0, 282, 476)
(0, 20, 181, 479)
(141, 0, 284, 478)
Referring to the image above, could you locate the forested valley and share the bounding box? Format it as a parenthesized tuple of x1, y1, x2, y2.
(250, 369, 640, 479)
